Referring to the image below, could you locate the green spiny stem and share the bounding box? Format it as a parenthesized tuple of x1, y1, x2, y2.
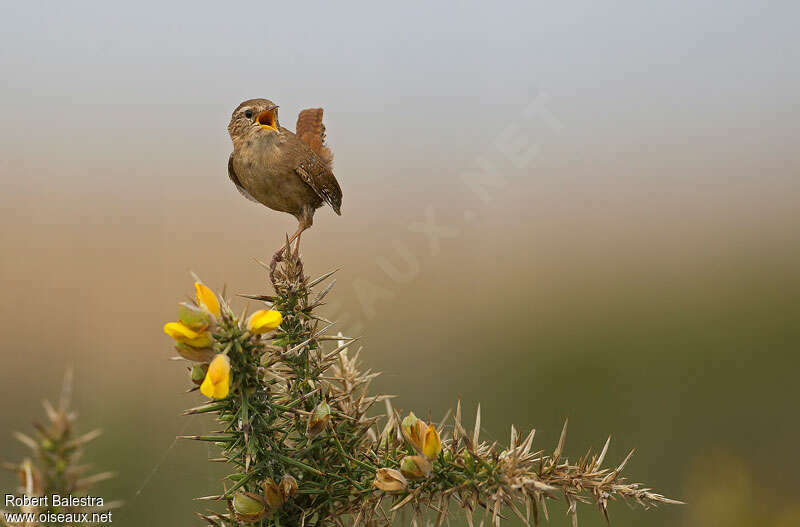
(174, 254, 678, 527)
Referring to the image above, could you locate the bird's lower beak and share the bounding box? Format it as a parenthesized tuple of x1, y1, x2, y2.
(257, 107, 279, 131)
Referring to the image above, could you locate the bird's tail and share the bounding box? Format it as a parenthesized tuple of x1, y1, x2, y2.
(296, 108, 334, 170)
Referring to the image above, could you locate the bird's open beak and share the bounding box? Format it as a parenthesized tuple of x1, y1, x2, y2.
(257, 106, 279, 131)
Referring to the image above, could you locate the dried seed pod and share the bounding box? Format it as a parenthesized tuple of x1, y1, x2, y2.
(306, 401, 331, 438)
(399, 455, 431, 480)
(263, 477, 284, 510)
(189, 363, 208, 385)
(173, 343, 216, 363)
(232, 492, 267, 522)
(373, 468, 408, 493)
(279, 474, 298, 501)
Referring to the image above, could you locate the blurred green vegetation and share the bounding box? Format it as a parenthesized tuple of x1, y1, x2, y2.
(5, 253, 796, 526)
(2, 175, 799, 526)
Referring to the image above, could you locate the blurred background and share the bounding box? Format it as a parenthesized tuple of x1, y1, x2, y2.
(1, 1, 799, 525)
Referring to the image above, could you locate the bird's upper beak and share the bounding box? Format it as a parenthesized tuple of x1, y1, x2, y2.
(257, 106, 279, 131)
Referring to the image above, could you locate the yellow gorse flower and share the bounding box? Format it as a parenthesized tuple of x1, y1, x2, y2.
(246, 309, 283, 334)
(200, 354, 231, 399)
(195, 281, 221, 318)
(401, 412, 442, 460)
(401, 412, 427, 453)
(422, 423, 442, 460)
(163, 322, 213, 348)
(164, 281, 221, 361)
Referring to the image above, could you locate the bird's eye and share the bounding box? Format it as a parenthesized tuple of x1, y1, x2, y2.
(244, 110, 253, 119)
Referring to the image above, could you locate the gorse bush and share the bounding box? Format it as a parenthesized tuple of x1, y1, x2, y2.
(164, 249, 679, 526)
(1, 372, 117, 526)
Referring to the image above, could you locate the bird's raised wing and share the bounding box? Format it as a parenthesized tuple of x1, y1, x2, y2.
(295, 155, 342, 215)
(228, 153, 259, 203)
(296, 108, 333, 171)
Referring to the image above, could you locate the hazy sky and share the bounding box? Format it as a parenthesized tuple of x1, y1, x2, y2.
(1, 1, 797, 169)
(2, 1, 798, 307)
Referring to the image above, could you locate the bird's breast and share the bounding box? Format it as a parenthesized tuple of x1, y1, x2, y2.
(232, 138, 317, 216)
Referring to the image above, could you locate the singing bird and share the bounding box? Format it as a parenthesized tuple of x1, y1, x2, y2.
(227, 98, 342, 274)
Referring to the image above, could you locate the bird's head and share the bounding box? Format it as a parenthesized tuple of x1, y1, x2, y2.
(228, 99, 281, 144)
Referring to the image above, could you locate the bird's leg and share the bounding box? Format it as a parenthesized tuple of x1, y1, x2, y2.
(292, 211, 314, 257)
(292, 229, 306, 257)
(269, 211, 314, 283)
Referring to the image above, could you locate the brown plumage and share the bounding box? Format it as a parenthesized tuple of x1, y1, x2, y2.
(227, 99, 342, 277)
(296, 108, 334, 169)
